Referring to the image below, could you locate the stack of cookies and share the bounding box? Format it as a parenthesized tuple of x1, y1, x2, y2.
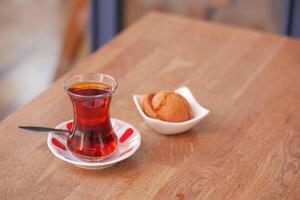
(140, 90, 193, 122)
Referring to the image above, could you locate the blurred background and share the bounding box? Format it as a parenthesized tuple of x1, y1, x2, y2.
(0, 0, 295, 120)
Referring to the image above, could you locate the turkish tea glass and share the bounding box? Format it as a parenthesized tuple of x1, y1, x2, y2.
(64, 73, 118, 161)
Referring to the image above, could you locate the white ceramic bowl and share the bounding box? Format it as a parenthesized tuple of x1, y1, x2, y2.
(133, 87, 209, 135)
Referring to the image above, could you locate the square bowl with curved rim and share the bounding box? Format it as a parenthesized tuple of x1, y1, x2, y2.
(133, 87, 209, 135)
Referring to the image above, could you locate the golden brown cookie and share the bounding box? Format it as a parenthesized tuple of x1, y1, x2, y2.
(152, 91, 193, 122)
(142, 93, 158, 119)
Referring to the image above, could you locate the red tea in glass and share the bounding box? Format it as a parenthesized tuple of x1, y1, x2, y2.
(64, 73, 118, 161)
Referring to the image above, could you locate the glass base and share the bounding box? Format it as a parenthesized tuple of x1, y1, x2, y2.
(70, 148, 118, 162)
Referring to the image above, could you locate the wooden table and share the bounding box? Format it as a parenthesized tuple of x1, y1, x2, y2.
(1, 12, 300, 200)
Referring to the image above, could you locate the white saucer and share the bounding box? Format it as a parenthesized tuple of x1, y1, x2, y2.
(47, 118, 141, 169)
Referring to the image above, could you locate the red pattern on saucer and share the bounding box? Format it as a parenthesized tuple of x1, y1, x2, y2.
(47, 118, 141, 169)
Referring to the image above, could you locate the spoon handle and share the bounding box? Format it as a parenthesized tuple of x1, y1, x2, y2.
(18, 126, 69, 134)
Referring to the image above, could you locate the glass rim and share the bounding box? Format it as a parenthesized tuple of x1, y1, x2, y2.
(63, 73, 118, 98)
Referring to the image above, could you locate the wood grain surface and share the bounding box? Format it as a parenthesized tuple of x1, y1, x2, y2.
(1, 12, 300, 200)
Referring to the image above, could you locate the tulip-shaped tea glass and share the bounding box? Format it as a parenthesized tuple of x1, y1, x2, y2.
(64, 73, 118, 161)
